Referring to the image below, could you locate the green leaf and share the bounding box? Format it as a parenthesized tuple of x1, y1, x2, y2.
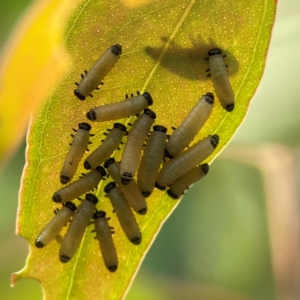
(13, 0, 276, 299)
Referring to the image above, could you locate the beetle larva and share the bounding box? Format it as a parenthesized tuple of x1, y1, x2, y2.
(74, 44, 122, 100)
(167, 164, 209, 199)
(120, 108, 156, 185)
(84, 123, 126, 170)
(59, 194, 98, 263)
(156, 135, 219, 190)
(86, 92, 153, 122)
(137, 125, 167, 196)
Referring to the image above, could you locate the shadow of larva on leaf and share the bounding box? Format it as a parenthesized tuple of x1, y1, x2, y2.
(145, 36, 239, 81)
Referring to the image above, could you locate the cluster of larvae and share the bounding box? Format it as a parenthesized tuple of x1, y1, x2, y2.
(35, 43, 235, 272)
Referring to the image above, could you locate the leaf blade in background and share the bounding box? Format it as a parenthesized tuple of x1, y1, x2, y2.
(0, 0, 81, 166)
(13, 0, 276, 299)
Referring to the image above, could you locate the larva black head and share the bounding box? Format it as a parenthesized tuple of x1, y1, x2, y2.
(225, 103, 235, 112)
(131, 236, 142, 245)
(74, 89, 86, 101)
(208, 48, 223, 56)
(65, 201, 77, 212)
(86, 109, 96, 121)
(52, 192, 62, 203)
(143, 108, 156, 120)
(95, 165, 107, 176)
(84, 160, 92, 170)
(167, 189, 180, 200)
(104, 182, 117, 194)
(113, 122, 127, 132)
(210, 134, 220, 148)
(141, 191, 151, 197)
(104, 157, 115, 169)
(60, 175, 70, 184)
(138, 207, 147, 215)
(205, 92, 214, 104)
(78, 122, 92, 131)
(201, 163, 210, 175)
(143, 92, 153, 105)
(164, 149, 174, 159)
(93, 210, 106, 219)
(85, 193, 99, 204)
(121, 172, 133, 185)
(60, 254, 70, 263)
(153, 125, 167, 133)
(155, 182, 166, 191)
(107, 265, 118, 272)
(111, 44, 122, 56)
(35, 239, 45, 248)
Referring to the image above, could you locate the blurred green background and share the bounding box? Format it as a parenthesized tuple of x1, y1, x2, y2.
(1, 0, 300, 299)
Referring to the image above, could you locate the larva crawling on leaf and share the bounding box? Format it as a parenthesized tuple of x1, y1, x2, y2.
(93, 210, 118, 272)
(120, 108, 156, 185)
(35, 202, 77, 248)
(74, 44, 122, 100)
(59, 193, 98, 263)
(167, 164, 210, 199)
(206, 48, 235, 112)
(53, 166, 106, 203)
(156, 135, 219, 190)
(60, 122, 92, 184)
(104, 182, 142, 245)
(86, 91, 153, 122)
(137, 125, 167, 197)
(104, 157, 147, 215)
(165, 92, 214, 158)
(84, 123, 127, 170)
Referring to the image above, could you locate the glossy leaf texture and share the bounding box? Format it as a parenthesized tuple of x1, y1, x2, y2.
(13, 0, 276, 299)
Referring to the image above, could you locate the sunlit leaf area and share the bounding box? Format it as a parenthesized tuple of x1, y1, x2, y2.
(1, 0, 300, 299)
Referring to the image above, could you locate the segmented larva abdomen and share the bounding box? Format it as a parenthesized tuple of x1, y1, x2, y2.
(59, 194, 98, 263)
(165, 93, 214, 158)
(104, 158, 147, 215)
(156, 135, 219, 189)
(84, 123, 126, 170)
(86, 92, 153, 122)
(167, 164, 210, 199)
(93, 211, 118, 272)
(137, 125, 167, 197)
(74, 44, 122, 100)
(53, 166, 106, 203)
(208, 48, 234, 112)
(60, 122, 92, 184)
(35, 202, 77, 248)
(104, 182, 142, 245)
(120, 108, 156, 185)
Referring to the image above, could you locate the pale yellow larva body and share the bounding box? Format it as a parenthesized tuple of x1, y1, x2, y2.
(137, 125, 167, 197)
(86, 92, 153, 122)
(93, 211, 118, 272)
(84, 123, 126, 170)
(156, 135, 219, 190)
(167, 164, 210, 199)
(60, 123, 92, 184)
(53, 166, 106, 203)
(165, 93, 214, 158)
(104, 182, 142, 245)
(74, 44, 122, 100)
(120, 108, 156, 185)
(59, 194, 98, 263)
(207, 48, 234, 112)
(35, 202, 77, 248)
(104, 158, 147, 215)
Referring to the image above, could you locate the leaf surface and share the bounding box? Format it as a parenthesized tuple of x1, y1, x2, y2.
(13, 0, 276, 299)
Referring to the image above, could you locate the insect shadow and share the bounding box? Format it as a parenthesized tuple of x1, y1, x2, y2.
(144, 36, 239, 81)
